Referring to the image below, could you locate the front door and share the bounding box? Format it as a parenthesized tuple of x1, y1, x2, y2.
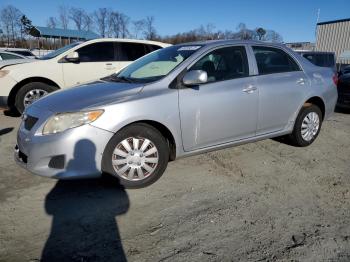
(62, 42, 119, 87)
(179, 45, 258, 151)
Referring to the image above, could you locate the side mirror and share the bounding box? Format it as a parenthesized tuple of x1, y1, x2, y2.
(65, 51, 80, 62)
(182, 70, 208, 86)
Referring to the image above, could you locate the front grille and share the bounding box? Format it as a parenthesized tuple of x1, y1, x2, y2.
(24, 115, 38, 131)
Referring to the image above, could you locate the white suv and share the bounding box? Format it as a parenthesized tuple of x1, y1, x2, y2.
(0, 38, 170, 113)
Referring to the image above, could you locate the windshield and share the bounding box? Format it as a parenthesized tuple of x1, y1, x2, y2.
(39, 42, 82, 60)
(113, 45, 203, 83)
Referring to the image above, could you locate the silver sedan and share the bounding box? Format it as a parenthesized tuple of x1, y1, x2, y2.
(15, 40, 338, 188)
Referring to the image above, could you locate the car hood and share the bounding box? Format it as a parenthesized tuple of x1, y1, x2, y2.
(32, 80, 144, 113)
(0, 58, 34, 69)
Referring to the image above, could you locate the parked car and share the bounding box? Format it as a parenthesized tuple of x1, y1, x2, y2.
(337, 65, 350, 108)
(0, 51, 27, 60)
(0, 38, 170, 113)
(0, 48, 36, 59)
(15, 40, 338, 188)
(295, 51, 336, 72)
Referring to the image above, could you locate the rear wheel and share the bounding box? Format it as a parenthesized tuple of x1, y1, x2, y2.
(102, 123, 169, 189)
(15, 82, 57, 113)
(289, 104, 322, 147)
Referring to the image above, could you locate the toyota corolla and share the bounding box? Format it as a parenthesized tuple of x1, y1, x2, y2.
(15, 40, 338, 188)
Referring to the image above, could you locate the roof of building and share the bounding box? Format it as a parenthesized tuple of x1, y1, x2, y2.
(30, 26, 100, 40)
(317, 18, 350, 26)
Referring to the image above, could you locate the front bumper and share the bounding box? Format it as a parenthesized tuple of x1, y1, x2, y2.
(0, 96, 8, 108)
(15, 106, 114, 179)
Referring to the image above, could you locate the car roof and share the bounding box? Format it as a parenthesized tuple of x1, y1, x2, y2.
(174, 39, 285, 48)
(295, 50, 335, 55)
(83, 38, 171, 47)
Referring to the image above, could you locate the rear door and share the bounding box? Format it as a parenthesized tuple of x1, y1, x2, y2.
(62, 42, 117, 87)
(251, 45, 308, 135)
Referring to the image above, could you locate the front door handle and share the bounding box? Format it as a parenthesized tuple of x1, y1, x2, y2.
(105, 63, 116, 70)
(296, 78, 306, 85)
(242, 85, 257, 94)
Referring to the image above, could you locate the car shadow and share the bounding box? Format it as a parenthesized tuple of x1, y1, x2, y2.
(3, 109, 21, 117)
(41, 139, 129, 262)
(0, 127, 14, 136)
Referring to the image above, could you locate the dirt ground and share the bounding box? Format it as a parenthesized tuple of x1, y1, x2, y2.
(0, 109, 350, 262)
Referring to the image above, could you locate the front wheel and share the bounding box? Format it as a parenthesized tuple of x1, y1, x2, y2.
(289, 104, 323, 147)
(102, 123, 169, 189)
(15, 82, 57, 113)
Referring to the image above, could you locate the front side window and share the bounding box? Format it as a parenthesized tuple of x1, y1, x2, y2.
(113, 45, 202, 83)
(253, 46, 300, 75)
(190, 46, 249, 83)
(77, 42, 115, 62)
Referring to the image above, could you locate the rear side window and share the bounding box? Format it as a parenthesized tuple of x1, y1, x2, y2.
(77, 42, 115, 62)
(253, 46, 300, 75)
(117, 43, 148, 61)
(190, 46, 249, 83)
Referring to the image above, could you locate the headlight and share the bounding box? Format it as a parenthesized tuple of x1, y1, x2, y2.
(42, 110, 104, 135)
(0, 70, 9, 78)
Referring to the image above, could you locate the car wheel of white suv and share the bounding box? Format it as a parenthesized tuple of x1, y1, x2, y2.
(15, 82, 58, 113)
(102, 123, 169, 188)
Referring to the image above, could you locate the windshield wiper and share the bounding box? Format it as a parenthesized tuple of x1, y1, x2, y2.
(108, 75, 135, 83)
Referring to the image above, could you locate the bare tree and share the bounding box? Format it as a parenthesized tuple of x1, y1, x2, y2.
(82, 13, 94, 31)
(119, 13, 129, 38)
(0, 5, 23, 46)
(58, 6, 69, 29)
(94, 8, 109, 37)
(143, 16, 157, 40)
(132, 19, 145, 39)
(69, 7, 86, 30)
(265, 30, 283, 43)
(108, 11, 121, 37)
(47, 17, 58, 28)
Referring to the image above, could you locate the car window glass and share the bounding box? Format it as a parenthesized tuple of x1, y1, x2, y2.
(9, 50, 32, 56)
(1, 53, 23, 60)
(190, 46, 249, 83)
(147, 44, 162, 52)
(303, 54, 334, 68)
(117, 43, 147, 61)
(253, 46, 300, 75)
(77, 42, 115, 62)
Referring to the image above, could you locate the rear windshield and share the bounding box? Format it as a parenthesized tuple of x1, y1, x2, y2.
(302, 53, 335, 68)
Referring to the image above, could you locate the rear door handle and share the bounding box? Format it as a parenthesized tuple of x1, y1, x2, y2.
(296, 78, 306, 85)
(242, 85, 257, 94)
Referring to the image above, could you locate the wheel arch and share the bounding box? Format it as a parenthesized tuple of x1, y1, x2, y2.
(120, 120, 177, 161)
(303, 96, 325, 120)
(8, 77, 60, 108)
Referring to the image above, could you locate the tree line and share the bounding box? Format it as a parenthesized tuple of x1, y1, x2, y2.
(0, 4, 283, 48)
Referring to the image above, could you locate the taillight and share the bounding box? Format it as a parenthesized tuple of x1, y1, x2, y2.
(332, 74, 339, 86)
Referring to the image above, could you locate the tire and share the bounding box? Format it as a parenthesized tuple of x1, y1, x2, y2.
(102, 123, 169, 189)
(289, 104, 323, 147)
(15, 82, 58, 114)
